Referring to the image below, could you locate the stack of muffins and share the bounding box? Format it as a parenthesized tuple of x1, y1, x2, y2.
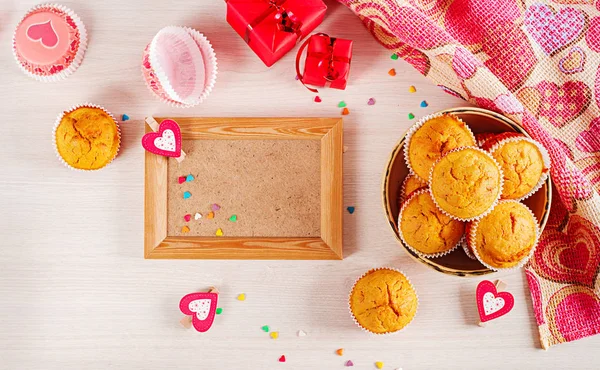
(398, 113, 549, 271)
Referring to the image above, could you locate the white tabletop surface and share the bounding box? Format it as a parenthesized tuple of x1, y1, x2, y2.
(1, 1, 599, 369)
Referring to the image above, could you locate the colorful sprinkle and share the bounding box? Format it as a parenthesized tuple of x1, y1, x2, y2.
(408, 113, 415, 120)
(186, 174, 194, 182)
(279, 355, 286, 363)
(216, 228, 224, 236)
(367, 98, 375, 105)
(342, 107, 350, 115)
(212, 204, 221, 211)
(295, 75, 299, 80)
(207, 212, 215, 219)
(229, 215, 237, 222)
(297, 330, 306, 337)
(314, 96, 322, 103)
(184, 214, 191, 222)
(338, 101, 347, 108)
(270, 332, 279, 339)
(391, 53, 398, 60)
(420, 100, 428, 108)
(262, 325, 270, 332)
(237, 293, 246, 301)
(375, 362, 384, 369)
(183, 191, 192, 199)
(216, 308, 223, 315)
(345, 360, 354, 367)
(409, 85, 417, 93)
(122, 114, 130, 121)
(181, 226, 190, 233)
(178, 176, 186, 184)
(336, 348, 344, 356)
(195, 212, 202, 220)
(347, 206, 355, 214)
(388, 68, 396, 76)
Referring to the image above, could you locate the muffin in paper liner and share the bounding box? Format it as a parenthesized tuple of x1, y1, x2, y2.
(12, 3, 87, 82)
(428, 146, 504, 222)
(398, 172, 428, 206)
(403, 112, 476, 182)
(483, 134, 551, 201)
(142, 26, 217, 108)
(397, 189, 464, 258)
(468, 200, 540, 271)
(348, 267, 418, 335)
(53, 104, 120, 171)
(460, 235, 477, 260)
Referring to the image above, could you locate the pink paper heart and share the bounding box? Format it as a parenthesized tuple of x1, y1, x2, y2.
(576, 118, 600, 153)
(524, 4, 585, 55)
(179, 292, 218, 332)
(476, 280, 514, 322)
(141, 119, 182, 157)
(26, 20, 59, 48)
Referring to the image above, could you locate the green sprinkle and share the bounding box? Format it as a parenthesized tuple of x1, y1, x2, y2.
(261, 325, 270, 332)
(216, 308, 223, 315)
(229, 215, 237, 222)
(337, 101, 347, 108)
(391, 53, 398, 60)
(408, 113, 415, 120)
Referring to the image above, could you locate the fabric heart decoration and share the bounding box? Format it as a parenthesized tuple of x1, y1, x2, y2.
(476, 280, 514, 322)
(179, 292, 218, 332)
(559, 47, 586, 74)
(141, 119, 182, 157)
(524, 4, 586, 55)
(26, 20, 59, 48)
(576, 118, 600, 153)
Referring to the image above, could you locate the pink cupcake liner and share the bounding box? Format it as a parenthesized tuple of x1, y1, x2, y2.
(53, 103, 120, 171)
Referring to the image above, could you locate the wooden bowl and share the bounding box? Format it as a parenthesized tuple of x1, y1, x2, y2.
(382, 107, 552, 277)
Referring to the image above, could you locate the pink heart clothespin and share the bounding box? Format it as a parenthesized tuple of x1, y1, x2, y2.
(143, 117, 186, 162)
(179, 287, 219, 332)
(476, 280, 514, 326)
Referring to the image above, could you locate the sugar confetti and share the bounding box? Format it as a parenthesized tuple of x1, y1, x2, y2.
(345, 360, 354, 367)
(279, 355, 286, 363)
(297, 330, 306, 337)
(195, 212, 202, 220)
(338, 101, 347, 108)
(178, 176, 186, 184)
(216, 228, 224, 236)
(229, 215, 237, 222)
(347, 206, 355, 214)
(183, 191, 192, 199)
(409, 85, 417, 93)
(388, 68, 396, 76)
(181, 226, 190, 233)
(270, 332, 279, 339)
(295, 75, 299, 80)
(314, 96, 322, 103)
(376, 362, 384, 369)
(408, 113, 415, 120)
(184, 214, 191, 222)
(420, 100, 428, 107)
(262, 325, 270, 332)
(207, 212, 215, 219)
(336, 349, 344, 356)
(122, 114, 130, 121)
(186, 174, 194, 182)
(342, 107, 350, 115)
(237, 293, 246, 301)
(212, 204, 221, 211)
(391, 53, 398, 60)
(367, 98, 375, 105)
(216, 308, 223, 315)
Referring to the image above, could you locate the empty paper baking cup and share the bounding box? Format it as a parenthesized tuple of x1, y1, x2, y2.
(142, 26, 217, 107)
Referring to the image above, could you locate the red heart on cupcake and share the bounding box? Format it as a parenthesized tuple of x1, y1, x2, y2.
(179, 292, 218, 332)
(141, 119, 182, 157)
(476, 280, 514, 322)
(26, 20, 59, 48)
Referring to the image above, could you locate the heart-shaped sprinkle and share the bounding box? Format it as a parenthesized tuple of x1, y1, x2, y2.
(207, 212, 214, 219)
(388, 68, 396, 76)
(336, 348, 344, 356)
(367, 98, 375, 105)
(342, 108, 350, 115)
(229, 215, 237, 222)
(409, 85, 416, 93)
(297, 330, 306, 337)
(186, 174, 194, 182)
(183, 191, 191, 199)
(408, 113, 415, 119)
(376, 361, 384, 369)
(182, 226, 190, 233)
(237, 293, 245, 301)
(270, 332, 279, 339)
(216, 307, 223, 315)
(295, 75, 299, 80)
(215, 228, 223, 236)
(178, 176, 186, 184)
(212, 203, 221, 211)
(314, 96, 322, 103)
(391, 53, 399, 60)
(262, 325, 270, 332)
(420, 100, 428, 107)
(338, 101, 347, 108)
(345, 360, 354, 367)
(195, 212, 202, 220)
(122, 114, 130, 121)
(184, 214, 191, 222)
(347, 206, 355, 214)
(278, 355, 286, 363)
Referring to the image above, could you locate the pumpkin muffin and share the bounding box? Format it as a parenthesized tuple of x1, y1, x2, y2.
(485, 135, 548, 200)
(349, 268, 418, 334)
(399, 190, 464, 256)
(405, 114, 475, 181)
(468, 200, 538, 269)
(430, 147, 503, 220)
(398, 173, 427, 205)
(54, 106, 120, 170)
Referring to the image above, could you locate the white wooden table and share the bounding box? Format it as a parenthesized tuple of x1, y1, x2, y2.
(1, 1, 599, 369)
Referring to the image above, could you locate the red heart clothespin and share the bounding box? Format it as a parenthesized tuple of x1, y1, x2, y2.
(476, 280, 514, 326)
(180, 287, 219, 332)
(142, 119, 182, 158)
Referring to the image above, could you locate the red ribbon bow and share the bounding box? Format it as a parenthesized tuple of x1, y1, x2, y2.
(244, 0, 304, 48)
(296, 33, 351, 93)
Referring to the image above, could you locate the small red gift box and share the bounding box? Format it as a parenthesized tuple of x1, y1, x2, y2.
(296, 33, 353, 91)
(226, 0, 327, 67)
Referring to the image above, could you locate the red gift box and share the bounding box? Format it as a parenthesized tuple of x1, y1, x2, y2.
(226, 0, 327, 67)
(296, 33, 352, 91)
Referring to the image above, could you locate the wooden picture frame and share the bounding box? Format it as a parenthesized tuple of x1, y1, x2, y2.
(144, 117, 343, 260)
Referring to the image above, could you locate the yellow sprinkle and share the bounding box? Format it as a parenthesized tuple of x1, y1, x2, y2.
(216, 228, 223, 236)
(408, 85, 416, 93)
(270, 331, 279, 339)
(181, 226, 190, 233)
(237, 293, 246, 301)
(375, 361, 384, 369)
(336, 348, 344, 356)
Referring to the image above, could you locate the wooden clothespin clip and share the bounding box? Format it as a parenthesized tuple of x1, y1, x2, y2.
(144, 116, 186, 163)
(179, 287, 219, 332)
(476, 279, 514, 327)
